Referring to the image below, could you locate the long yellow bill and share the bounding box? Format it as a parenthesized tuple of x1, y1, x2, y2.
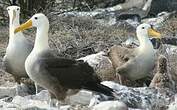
(14, 20, 32, 33)
(148, 28, 161, 38)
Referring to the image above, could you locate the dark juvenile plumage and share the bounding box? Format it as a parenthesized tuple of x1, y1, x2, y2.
(149, 55, 175, 89)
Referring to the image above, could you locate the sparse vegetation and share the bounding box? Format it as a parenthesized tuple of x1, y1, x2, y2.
(0, 0, 177, 109)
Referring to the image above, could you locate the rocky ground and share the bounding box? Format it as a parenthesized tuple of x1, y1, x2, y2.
(1, 1, 177, 110)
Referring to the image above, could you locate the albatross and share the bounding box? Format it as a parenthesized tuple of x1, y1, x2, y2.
(3, 4, 33, 90)
(14, 13, 116, 102)
(108, 23, 161, 84)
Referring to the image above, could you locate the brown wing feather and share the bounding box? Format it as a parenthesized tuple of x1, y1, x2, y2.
(37, 54, 101, 89)
(35, 51, 115, 97)
(108, 45, 135, 69)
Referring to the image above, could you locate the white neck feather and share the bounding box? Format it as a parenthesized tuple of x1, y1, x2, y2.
(33, 26, 50, 53)
(9, 14, 24, 43)
(9, 14, 20, 28)
(137, 32, 153, 52)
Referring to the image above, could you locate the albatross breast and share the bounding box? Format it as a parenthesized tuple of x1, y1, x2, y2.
(3, 34, 33, 78)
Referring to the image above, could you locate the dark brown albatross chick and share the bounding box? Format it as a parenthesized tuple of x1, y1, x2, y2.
(14, 13, 117, 101)
(150, 55, 175, 89)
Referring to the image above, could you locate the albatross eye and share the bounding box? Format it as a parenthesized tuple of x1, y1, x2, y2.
(7, 8, 10, 11)
(34, 17, 38, 20)
(17, 8, 19, 11)
(142, 27, 145, 29)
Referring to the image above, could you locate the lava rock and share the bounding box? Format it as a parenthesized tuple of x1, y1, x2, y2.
(90, 81, 174, 110)
(92, 101, 128, 110)
(149, 0, 177, 17)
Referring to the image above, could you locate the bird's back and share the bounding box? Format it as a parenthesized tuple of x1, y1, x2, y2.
(108, 45, 135, 69)
(33, 50, 101, 89)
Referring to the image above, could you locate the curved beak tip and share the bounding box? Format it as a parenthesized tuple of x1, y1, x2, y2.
(148, 28, 161, 38)
(14, 28, 19, 34)
(14, 20, 32, 34)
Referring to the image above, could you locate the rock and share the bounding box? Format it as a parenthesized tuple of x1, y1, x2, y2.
(0, 86, 16, 98)
(95, 0, 152, 19)
(0, 100, 16, 109)
(93, 0, 125, 8)
(89, 81, 174, 110)
(168, 94, 177, 110)
(60, 105, 72, 110)
(117, 14, 141, 23)
(142, 11, 171, 28)
(57, 0, 177, 26)
(165, 45, 177, 55)
(128, 109, 144, 110)
(107, 0, 177, 18)
(24, 90, 50, 101)
(121, 37, 139, 48)
(92, 101, 128, 110)
(0, 89, 91, 110)
(0, 83, 34, 98)
(161, 37, 177, 47)
(69, 90, 93, 105)
(103, 0, 146, 11)
(12, 95, 52, 109)
(60, 10, 117, 26)
(68, 0, 125, 10)
(168, 103, 177, 110)
(78, 51, 115, 81)
(59, 9, 141, 26)
(168, 95, 177, 110)
(0, 90, 53, 109)
(0, 90, 75, 110)
(149, 0, 177, 17)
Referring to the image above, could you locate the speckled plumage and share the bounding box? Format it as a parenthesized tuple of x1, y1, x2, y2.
(150, 55, 175, 90)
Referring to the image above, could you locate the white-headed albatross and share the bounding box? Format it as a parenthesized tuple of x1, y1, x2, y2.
(14, 13, 116, 101)
(3, 5, 33, 85)
(108, 23, 161, 84)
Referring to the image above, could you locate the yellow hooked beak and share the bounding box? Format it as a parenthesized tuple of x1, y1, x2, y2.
(14, 20, 32, 33)
(148, 28, 161, 38)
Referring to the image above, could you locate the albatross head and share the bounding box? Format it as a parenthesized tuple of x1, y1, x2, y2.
(136, 23, 161, 50)
(7, 6, 20, 25)
(30, 13, 49, 28)
(14, 13, 50, 51)
(14, 13, 49, 33)
(136, 23, 161, 39)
